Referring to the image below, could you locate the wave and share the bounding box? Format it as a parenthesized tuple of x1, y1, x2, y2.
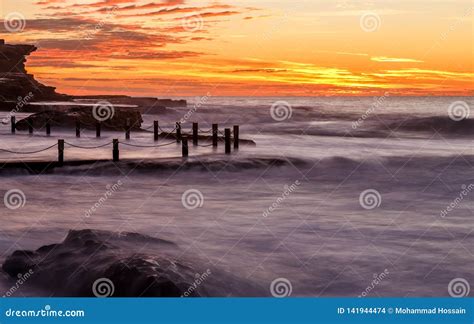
(390, 116, 474, 135)
(3, 153, 474, 179)
(260, 115, 474, 139)
(0, 156, 309, 176)
(2, 229, 264, 297)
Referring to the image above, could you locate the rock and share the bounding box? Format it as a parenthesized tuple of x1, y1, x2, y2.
(0, 42, 35, 73)
(2, 229, 202, 297)
(155, 99, 187, 108)
(15, 107, 143, 131)
(73, 96, 187, 112)
(0, 39, 69, 101)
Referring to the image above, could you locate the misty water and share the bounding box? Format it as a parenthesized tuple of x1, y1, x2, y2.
(0, 96, 473, 297)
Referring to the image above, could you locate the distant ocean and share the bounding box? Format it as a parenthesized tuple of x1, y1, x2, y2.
(1, 96, 473, 297)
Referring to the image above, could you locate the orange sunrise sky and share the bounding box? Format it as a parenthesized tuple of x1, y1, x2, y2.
(0, 0, 473, 97)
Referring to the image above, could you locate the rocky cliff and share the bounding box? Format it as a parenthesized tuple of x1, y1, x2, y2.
(0, 39, 186, 117)
(0, 39, 68, 102)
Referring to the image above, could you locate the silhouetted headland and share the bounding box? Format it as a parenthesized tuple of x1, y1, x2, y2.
(0, 39, 187, 129)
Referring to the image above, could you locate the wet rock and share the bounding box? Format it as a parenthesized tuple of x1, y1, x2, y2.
(2, 229, 200, 297)
(15, 108, 143, 131)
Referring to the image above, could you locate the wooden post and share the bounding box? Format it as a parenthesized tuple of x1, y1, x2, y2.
(113, 139, 119, 162)
(58, 139, 64, 166)
(11, 116, 15, 134)
(28, 122, 33, 135)
(176, 122, 182, 143)
(76, 121, 81, 138)
(96, 122, 101, 138)
(233, 125, 239, 150)
(125, 118, 131, 140)
(212, 123, 218, 147)
(182, 136, 189, 158)
(46, 123, 51, 136)
(192, 122, 198, 146)
(225, 128, 231, 154)
(154, 121, 159, 141)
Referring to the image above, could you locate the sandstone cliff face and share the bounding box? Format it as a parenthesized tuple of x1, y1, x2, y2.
(0, 39, 68, 102)
(0, 40, 35, 73)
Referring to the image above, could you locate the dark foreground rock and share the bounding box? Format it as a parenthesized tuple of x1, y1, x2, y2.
(15, 108, 143, 131)
(2, 229, 202, 297)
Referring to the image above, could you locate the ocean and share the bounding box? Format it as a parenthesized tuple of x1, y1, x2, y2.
(0, 96, 473, 297)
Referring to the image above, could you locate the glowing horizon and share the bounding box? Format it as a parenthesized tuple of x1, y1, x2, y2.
(1, 0, 473, 97)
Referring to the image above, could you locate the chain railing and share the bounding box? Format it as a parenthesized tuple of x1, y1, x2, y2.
(120, 141, 176, 148)
(64, 141, 113, 149)
(0, 143, 58, 155)
(1, 118, 242, 163)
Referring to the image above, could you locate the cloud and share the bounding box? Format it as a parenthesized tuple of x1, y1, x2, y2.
(119, 6, 241, 19)
(16, 0, 472, 96)
(232, 68, 288, 73)
(91, 0, 186, 13)
(371, 56, 424, 63)
(3, 0, 259, 74)
(38, 0, 142, 7)
(28, 60, 100, 68)
(0, 17, 96, 33)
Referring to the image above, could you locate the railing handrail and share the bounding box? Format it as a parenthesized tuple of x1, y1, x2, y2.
(1, 120, 240, 162)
